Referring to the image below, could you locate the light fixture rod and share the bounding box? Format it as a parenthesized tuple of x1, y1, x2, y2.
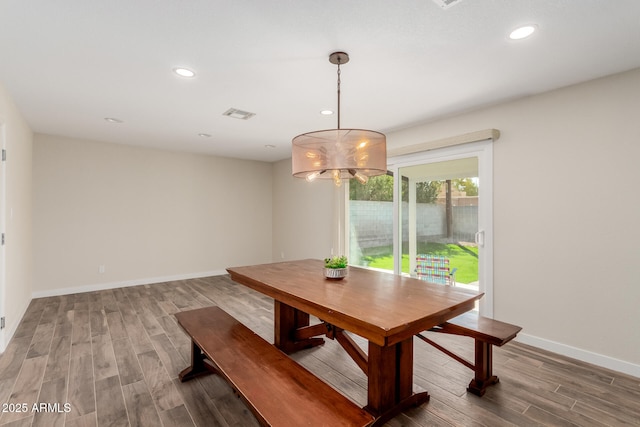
(329, 52, 349, 130)
(337, 62, 341, 129)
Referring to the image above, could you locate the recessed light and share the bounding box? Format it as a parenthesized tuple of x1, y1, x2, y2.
(264, 144, 276, 149)
(198, 133, 212, 138)
(320, 110, 334, 116)
(509, 25, 537, 40)
(104, 117, 123, 123)
(173, 67, 196, 78)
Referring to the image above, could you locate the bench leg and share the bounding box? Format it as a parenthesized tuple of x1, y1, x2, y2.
(179, 340, 214, 382)
(467, 340, 499, 396)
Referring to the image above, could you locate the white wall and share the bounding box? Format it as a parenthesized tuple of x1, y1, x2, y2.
(33, 134, 273, 296)
(272, 158, 336, 262)
(0, 83, 33, 352)
(274, 68, 640, 375)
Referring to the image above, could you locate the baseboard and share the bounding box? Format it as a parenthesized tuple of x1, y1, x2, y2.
(31, 270, 228, 299)
(516, 333, 640, 378)
(0, 296, 31, 354)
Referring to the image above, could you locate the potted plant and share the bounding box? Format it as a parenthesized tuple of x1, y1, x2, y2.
(323, 256, 348, 280)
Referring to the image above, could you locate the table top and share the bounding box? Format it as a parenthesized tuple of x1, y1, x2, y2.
(227, 259, 483, 346)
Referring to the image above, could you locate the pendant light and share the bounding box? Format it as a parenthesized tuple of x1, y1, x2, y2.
(291, 52, 387, 186)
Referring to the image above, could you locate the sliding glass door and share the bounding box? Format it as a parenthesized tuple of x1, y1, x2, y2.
(390, 141, 493, 316)
(347, 139, 493, 315)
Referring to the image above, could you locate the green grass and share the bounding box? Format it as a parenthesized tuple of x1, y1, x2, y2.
(364, 242, 478, 284)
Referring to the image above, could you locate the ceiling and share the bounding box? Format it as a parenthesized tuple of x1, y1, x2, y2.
(1, 0, 639, 163)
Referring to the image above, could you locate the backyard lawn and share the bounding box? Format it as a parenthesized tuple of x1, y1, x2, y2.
(365, 242, 478, 284)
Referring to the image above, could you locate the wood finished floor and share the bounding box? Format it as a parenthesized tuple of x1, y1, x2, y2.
(0, 275, 638, 427)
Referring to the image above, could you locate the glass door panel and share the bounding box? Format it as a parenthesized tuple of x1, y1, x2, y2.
(399, 157, 480, 292)
(348, 174, 394, 271)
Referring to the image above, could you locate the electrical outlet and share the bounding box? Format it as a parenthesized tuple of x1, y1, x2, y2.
(99, 265, 105, 274)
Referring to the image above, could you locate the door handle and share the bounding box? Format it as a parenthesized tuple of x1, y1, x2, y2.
(475, 230, 485, 247)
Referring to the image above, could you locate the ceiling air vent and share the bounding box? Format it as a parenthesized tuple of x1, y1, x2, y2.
(222, 108, 255, 120)
(432, 0, 462, 9)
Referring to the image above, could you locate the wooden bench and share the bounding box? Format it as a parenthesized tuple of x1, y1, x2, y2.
(416, 311, 522, 396)
(175, 306, 374, 427)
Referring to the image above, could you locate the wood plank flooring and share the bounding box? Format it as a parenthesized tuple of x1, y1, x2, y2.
(0, 275, 638, 426)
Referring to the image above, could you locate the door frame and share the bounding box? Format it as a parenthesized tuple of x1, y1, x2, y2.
(388, 139, 494, 317)
(0, 121, 6, 352)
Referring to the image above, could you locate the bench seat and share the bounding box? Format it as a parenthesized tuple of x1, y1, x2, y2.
(175, 306, 374, 427)
(417, 311, 522, 396)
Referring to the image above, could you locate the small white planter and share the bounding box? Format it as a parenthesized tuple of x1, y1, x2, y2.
(323, 267, 348, 280)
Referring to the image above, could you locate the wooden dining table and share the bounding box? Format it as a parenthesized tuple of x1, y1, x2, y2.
(226, 259, 483, 424)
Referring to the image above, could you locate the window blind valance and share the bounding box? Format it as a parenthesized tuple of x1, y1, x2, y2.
(387, 129, 500, 158)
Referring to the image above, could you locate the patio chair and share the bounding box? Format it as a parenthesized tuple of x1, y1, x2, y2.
(415, 254, 457, 286)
